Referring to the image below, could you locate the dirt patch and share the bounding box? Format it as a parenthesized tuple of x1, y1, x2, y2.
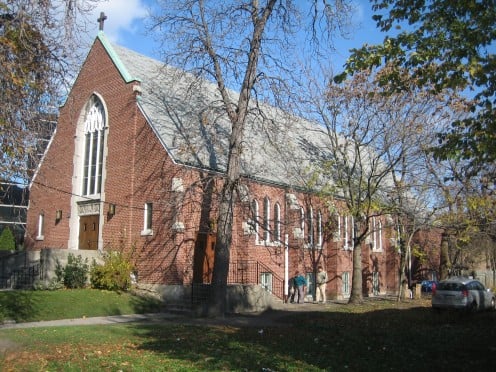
(0, 338, 20, 354)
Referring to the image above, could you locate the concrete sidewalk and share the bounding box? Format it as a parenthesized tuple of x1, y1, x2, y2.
(0, 313, 180, 329)
(0, 301, 333, 330)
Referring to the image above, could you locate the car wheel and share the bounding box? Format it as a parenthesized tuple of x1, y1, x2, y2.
(490, 298, 495, 311)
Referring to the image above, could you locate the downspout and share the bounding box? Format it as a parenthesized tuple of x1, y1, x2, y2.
(284, 233, 289, 302)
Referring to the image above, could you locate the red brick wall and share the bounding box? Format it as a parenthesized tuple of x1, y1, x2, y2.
(26, 37, 400, 296)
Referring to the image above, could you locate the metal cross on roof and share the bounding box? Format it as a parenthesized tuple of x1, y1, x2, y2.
(97, 12, 107, 31)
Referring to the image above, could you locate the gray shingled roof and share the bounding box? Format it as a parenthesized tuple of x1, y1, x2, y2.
(101, 33, 333, 189)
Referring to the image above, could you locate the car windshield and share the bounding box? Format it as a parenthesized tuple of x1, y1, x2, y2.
(437, 282, 465, 291)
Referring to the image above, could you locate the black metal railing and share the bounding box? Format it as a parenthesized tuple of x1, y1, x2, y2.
(228, 260, 285, 299)
(191, 260, 284, 304)
(0, 258, 42, 289)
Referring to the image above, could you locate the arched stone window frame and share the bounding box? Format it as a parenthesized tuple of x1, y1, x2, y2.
(68, 93, 109, 251)
(81, 95, 107, 197)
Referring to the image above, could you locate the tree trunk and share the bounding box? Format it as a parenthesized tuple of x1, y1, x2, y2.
(208, 182, 235, 316)
(348, 240, 363, 304)
(397, 238, 406, 302)
(205, 0, 277, 317)
(440, 231, 450, 280)
(208, 119, 244, 316)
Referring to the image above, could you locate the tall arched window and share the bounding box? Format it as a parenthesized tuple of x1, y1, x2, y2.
(82, 96, 106, 196)
(263, 196, 270, 242)
(251, 199, 259, 242)
(317, 211, 322, 248)
(307, 206, 314, 245)
(300, 207, 305, 240)
(274, 203, 281, 243)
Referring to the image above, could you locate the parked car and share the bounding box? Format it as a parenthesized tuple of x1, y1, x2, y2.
(431, 277, 496, 312)
(420, 280, 438, 293)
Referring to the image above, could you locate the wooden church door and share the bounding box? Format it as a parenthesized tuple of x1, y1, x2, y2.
(79, 215, 99, 250)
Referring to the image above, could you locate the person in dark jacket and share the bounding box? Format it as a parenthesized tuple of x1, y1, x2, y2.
(293, 271, 307, 304)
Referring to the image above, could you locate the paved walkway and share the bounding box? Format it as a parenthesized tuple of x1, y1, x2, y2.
(0, 301, 336, 330)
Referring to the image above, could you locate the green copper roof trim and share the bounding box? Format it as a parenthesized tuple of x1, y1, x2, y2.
(97, 31, 141, 83)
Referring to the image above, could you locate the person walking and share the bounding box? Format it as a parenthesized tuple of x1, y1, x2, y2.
(289, 275, 297, 303)
(315, 266, 328, 304)
(294, 271, 307, 304)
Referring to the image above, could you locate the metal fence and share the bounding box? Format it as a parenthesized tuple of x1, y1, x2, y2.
(228, 260, 284, 299)
(192, 260, 285, 305)
(0, 261, 42, 289)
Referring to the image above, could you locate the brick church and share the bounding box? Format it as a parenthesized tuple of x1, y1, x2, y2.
(25, 30, 400, 306)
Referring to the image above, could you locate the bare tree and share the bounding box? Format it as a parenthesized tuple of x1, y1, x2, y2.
(301, 67, 459, 303)
(148, 0, 353, 315)
(384, 91, 470, 299)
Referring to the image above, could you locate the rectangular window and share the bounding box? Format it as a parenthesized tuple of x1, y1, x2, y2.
(260, 272, 273, 293)
(36, 213, 44, 240)
(141, 202, 153, 236)
(342, 271, 350, 296)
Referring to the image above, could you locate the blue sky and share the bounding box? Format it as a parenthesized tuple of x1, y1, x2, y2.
(89, 0, 387, 73)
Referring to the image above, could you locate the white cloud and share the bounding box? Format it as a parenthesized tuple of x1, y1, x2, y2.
(91, 0, 149, 43)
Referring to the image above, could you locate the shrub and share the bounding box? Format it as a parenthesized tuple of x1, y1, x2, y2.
(33, 278, 64, 291)
(0, 227, 16, 251)
(56, 254, 89, 289)
(90, 250, 134, 291)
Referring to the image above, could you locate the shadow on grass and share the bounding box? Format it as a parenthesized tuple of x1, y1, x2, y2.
(131, 305, 496, 371)
(128, 293, 164, 314)
(0, 291, 38, 322)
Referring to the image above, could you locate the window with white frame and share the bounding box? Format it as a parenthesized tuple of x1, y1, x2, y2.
(82, 96, 106, 197)
(342, 271, 350, 296)
(344, 215, 350, 250)
(306, 272, 314, 298)
(36, 213, 44, 240)
(371, 217, 383, 251)
(273, 203, 281, 243)
(317, 211, 323, 248)
(336, 213, 341, 241)
(342, 215, 355, 250)
(141, 202, 153, 235)
(263, 196, 270, 242)
(260, 272, 273, 293)
(306, 206, 314, 246)
(251, 199, 259, 242)
(377, 220, 383, 251)
(300, 206, 305, 240)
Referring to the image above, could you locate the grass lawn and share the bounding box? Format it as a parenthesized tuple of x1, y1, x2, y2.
(0, 289, 163, 322)
(1, 293, 496, 371)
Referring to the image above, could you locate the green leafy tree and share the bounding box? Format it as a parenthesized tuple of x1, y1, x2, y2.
(0, 227, 15, 251)
(336, 0, 496, 174)
(0, 0, 101, 183)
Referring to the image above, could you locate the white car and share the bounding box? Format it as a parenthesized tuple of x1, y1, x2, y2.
(432, 277, 495, 312)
